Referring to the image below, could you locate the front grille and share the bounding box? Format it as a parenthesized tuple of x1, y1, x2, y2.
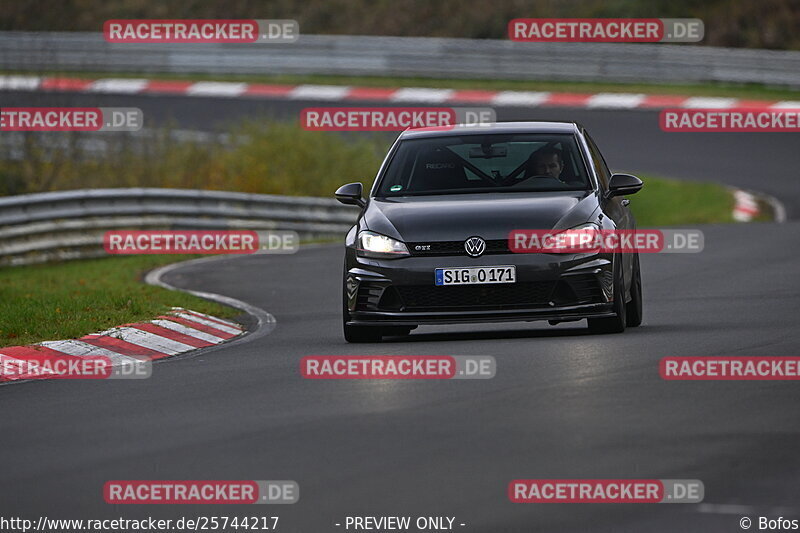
(395, 282, 555, 310)
(407, 239, 509, 256)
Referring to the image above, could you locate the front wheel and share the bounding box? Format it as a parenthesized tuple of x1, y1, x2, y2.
(587, 256, 626, 334)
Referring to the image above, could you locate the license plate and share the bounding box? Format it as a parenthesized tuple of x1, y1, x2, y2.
(435, 266, 516, 286)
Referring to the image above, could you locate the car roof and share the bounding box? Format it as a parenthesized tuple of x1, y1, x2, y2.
(399, 121, 581, 139)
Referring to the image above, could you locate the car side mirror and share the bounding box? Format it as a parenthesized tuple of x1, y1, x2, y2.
(335, 182, 366, 207)
(607, 173, 643, 198)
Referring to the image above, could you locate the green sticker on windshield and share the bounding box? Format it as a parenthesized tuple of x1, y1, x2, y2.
(390, 185, 402, 192)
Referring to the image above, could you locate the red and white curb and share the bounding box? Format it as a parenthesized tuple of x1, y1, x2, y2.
(0, 307, 243, 382)
(2, 75, 798, 111)
(733, 190, 760, 222)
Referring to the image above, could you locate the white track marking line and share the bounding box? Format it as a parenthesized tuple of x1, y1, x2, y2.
(146, 258, 277, 354)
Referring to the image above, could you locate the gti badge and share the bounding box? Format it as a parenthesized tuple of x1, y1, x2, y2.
(464, 236, 486, 257)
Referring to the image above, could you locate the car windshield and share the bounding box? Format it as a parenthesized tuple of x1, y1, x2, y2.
(376, 133, 591, 196)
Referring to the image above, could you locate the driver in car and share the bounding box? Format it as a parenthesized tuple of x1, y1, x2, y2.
(530, 148, 566, 182)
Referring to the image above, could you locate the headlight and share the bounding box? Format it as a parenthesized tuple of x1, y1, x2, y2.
(569, 222, 601, 231)
(568, 222, 601, 239)
(356, 231, 410, 259)
(565, 222, 602, 253)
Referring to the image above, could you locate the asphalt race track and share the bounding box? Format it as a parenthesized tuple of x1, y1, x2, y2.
(3, 89, 800, 532)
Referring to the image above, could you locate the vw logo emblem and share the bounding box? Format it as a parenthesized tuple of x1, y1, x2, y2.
(464, 236, 486, 257)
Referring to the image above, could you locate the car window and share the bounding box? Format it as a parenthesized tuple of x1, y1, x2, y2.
(377, 134, 591, 196)
(584, 132, 612, 190)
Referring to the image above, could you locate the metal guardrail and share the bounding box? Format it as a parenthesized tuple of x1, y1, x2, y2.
(0, 129, 233, 161)
(0, 188, 358, 266)
(2, 31, 800, 87)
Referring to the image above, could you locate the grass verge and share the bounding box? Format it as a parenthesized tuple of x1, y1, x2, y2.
(0, 254, 239, 348)
(8, 69, 800, 102)
(632, 175, 734, 226)
(0, 121, 390, 197)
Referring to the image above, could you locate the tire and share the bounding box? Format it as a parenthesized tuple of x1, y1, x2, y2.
(587, 256, 626, 334)
(625, 253, 643, 327)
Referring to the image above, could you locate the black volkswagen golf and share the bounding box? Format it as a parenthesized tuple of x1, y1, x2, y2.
(335, 122, 644, 342)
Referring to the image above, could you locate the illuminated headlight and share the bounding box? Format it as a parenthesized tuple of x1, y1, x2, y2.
(567, 222, 602, 253)
(356, 231, 410, 259)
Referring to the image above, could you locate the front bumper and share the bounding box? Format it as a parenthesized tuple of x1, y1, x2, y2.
(348, 303, 615, 326)
(345, 250, 615, 326)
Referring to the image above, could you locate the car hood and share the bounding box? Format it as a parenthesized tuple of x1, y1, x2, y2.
(364, 191, 598, 242)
